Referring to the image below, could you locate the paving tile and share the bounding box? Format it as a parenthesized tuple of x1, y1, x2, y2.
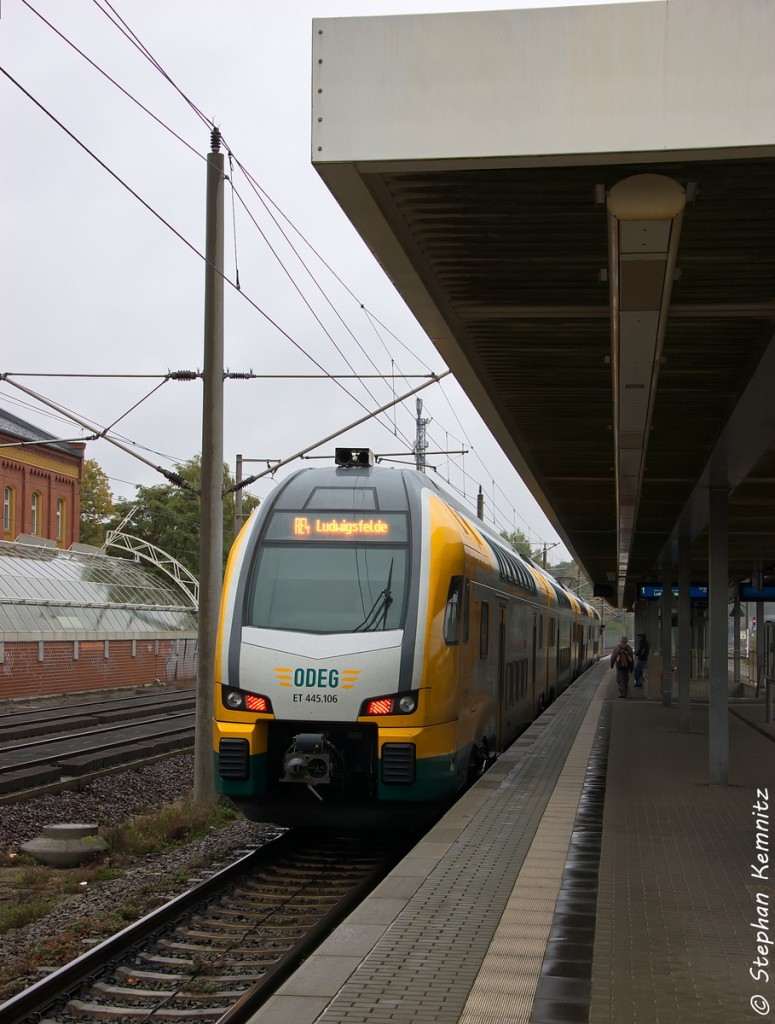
(588, 688, 775, 1024)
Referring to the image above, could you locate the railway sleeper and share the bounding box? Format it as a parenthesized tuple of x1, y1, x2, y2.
(156, 938, 290, 956)
(115, 966, 260, 985)
(248, 874, 365, 889)
(253, 857, 374, 871)
(190, 914, 323, 930)
(0, 764, 60, 794)
(64, 998, 224, 1020)
(88, 982, 249, 1003)
(58, 734, 191, 776)
(92, 702, 194, 726)
(232, 882, 351, 897)
(0, 715, 95, 741)
(172, 927, 305, 942)
(230, 883, 340, 900)
(248, 875, 369, 892)
(135, 951, 280, 970)
(214, 898, 336, 915)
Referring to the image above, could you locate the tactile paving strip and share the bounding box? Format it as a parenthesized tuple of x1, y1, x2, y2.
(459, 675, 606, 1024)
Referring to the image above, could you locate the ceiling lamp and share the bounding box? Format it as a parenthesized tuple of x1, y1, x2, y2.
(607, 174, 686, 604)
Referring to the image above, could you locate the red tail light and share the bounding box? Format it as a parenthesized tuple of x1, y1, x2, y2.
(245, 694, 269, 712)
(364, 698, 394, 716)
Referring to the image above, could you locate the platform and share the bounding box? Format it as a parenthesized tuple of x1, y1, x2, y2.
(248, 660, 775, 1024)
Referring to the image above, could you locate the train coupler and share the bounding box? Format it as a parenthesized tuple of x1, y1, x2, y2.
(281, 732, 335, 790)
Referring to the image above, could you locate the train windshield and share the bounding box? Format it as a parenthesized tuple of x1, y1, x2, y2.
(245, 544, 408, 634)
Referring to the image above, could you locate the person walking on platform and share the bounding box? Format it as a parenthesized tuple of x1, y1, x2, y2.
(634, 633, 650, 688)
(610, 635, 634, 698)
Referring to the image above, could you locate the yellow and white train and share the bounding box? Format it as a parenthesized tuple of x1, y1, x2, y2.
(214, 449, 601, 827)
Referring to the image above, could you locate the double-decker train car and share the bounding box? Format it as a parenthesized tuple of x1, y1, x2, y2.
(214, 448, 601, 827)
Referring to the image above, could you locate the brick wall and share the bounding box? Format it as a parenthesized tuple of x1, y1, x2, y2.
(0, 638, 197, 699)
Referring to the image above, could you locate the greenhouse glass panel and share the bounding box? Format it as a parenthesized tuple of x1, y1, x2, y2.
(0, 543, 196, 635)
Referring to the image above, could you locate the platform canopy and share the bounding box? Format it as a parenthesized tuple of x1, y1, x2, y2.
(311, 0, 775, 607)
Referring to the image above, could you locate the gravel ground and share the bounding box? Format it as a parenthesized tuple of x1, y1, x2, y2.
(0, 753, 281, 977)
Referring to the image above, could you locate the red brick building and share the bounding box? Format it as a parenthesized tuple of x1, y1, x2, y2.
(0, 407, 198, 699)
(0, 538, 199, 700)
(1, 407, 84, 547)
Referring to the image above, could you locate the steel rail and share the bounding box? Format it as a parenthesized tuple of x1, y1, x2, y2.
(0, 711, 194, 763)
(0, 841, 283, 1024)
(1, 830, 407, 1024)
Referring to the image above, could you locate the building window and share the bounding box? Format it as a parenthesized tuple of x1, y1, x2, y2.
(56, 498, 66, 546)
(3, 486, 14, 536)
(31, 492, 41, 535)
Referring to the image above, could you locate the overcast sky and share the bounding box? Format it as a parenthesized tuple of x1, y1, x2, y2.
(1, 0, 648, 562)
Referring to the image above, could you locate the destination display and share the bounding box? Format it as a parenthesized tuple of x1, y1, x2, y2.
(637, 584, 709, 600)
(738, 584, 775, 601)
(266, 511, 408, 542)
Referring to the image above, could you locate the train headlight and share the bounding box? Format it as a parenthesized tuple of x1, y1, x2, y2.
(398, 695, 416, 714)
(224, 688, 244, 710)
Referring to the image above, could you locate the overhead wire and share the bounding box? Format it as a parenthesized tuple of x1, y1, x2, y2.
(101, 378, 169, 436)
(0, 379, 189, 468)
(18, 0, 205, 163)
(9, 4, 561, 547)
(71, 0, 431, 448)
(228, 176, 404, 426)
(8, 3, 459, 480)
(88, 0, 212, 131)
(0, 65, 403, 447)
(90, 0, 421, 454)
(8, 7, 410, 438)
(233, 168, 435, 372)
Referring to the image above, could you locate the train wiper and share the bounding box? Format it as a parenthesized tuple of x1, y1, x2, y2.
(353, 560, 393, 632)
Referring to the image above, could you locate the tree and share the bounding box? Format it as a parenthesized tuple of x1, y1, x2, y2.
(79, 458, 115, 546)
(551, 558, 581, 588)
(501, 528, 539, 561)
(107, 456, 259, 579)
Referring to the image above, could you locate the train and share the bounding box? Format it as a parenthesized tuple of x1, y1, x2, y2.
(213, 448, 602, 827)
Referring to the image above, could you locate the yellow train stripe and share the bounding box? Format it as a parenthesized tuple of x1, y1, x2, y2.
(216, 519, 256, 684)
(376, 721, 459, 759)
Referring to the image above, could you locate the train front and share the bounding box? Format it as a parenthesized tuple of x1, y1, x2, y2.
(213, 454, 443, 827)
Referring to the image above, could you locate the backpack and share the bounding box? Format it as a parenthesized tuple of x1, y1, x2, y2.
(616, 647, 632, 670)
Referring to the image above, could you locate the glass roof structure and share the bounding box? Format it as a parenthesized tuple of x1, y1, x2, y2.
(0, 540, 198, 636)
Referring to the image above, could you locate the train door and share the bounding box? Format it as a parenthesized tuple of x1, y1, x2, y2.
(530, 612, 537, 716)
(497, 605, 506, 748)
(556, 621, 561, 689)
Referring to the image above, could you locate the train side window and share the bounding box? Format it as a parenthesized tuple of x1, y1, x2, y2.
(443, 576, 464, 645)
(480, 601, 490, 659)
(463, 579, 471, 644)
(549, 618, 556, 646)
(537, 615, 544, 648)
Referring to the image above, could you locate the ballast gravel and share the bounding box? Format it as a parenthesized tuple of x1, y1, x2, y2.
(0, 753, 280, 976)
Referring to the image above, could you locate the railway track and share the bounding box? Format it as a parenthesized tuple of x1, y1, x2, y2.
(2, 828, 409, 1024)
(0, 690, 196, 801)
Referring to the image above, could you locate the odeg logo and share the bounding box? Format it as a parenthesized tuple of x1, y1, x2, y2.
(293, 668, 339, 689)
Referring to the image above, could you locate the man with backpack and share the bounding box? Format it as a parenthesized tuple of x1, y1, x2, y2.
(610, 634, 635, 698)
